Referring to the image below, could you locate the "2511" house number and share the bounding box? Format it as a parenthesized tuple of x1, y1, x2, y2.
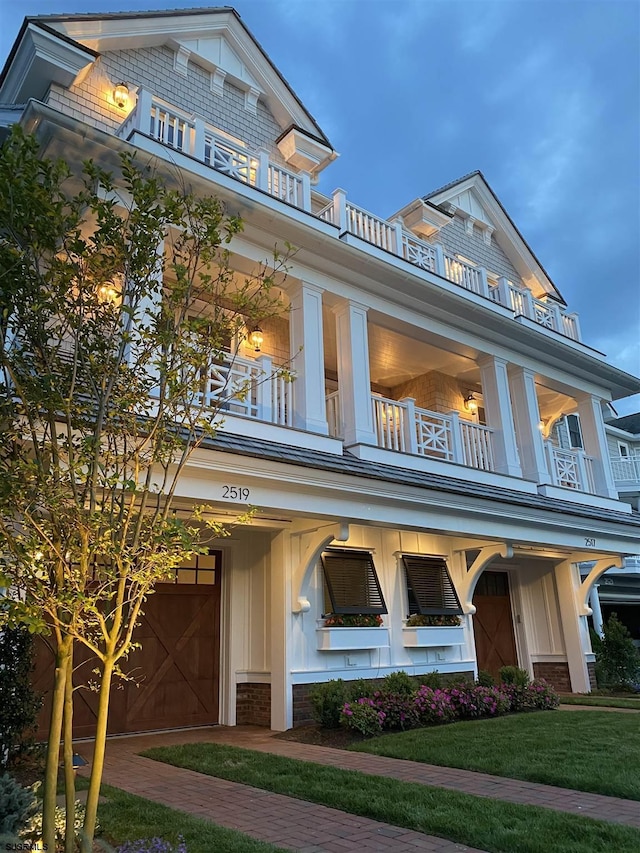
(222, 485, 251, 501)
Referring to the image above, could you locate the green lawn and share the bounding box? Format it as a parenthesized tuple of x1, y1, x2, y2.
(142, 743, 640, 853)
(560, 695, 640, 710)
(353, 710, 640, 800)
(97, 785, 283, 853)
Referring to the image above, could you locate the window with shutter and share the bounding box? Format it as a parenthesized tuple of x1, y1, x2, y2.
(402, 555, 462, 616)
(321, 549, 387, 615)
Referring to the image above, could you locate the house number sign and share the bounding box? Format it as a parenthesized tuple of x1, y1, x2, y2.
(221, 485, 251, 501)
(584, 537, 596, 547)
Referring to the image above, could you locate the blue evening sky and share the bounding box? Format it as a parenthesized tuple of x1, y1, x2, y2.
(2, 0, 639, 412)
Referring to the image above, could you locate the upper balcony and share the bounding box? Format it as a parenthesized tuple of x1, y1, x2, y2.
(610, 455, 640, 493)
(117, 90, 582, 345)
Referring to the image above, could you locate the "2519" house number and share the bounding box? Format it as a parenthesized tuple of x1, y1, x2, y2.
(222, 485, 251, 501)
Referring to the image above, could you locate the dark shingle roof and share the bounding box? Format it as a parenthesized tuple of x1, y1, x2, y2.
(201, 432, 640, 529)
(608, 413, 640, 435)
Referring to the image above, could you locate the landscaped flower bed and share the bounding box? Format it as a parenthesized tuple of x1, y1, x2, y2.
(309, 667, 560, 737)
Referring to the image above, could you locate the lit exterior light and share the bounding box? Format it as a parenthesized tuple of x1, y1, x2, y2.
(464, 393, 478, 413)
(113, 83, 130, 109)
(97, 283, 119, 303)
(249, 326, 264, 352)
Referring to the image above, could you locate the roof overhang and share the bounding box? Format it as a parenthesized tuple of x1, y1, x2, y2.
(0, 21, 96, 103)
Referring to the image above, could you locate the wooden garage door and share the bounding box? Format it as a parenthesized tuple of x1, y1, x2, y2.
(33, 551, 222, 739)
(472, 571, 518, 681)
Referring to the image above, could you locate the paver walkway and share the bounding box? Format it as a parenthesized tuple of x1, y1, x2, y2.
(77, 723, 640, 852)
(80, 728, 484, 852)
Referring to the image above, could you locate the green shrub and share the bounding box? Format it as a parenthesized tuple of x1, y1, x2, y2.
(0, 628, 42, 770)
(0, 773, 36, 836)
(405, 614, 461, 627)
(347, 678, 375, 700)
(476, 669, 495, 687)
(382, 670, 415, 696)
(595, 613, 640, 689)
(499, 666, 530, 687)
(416, 671, 442, 689)
(309, 679, 347, 728)
(340, 698, 385, 736)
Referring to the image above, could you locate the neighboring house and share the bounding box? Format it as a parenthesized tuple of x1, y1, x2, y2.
(1, 7, 640, 736)
(585, 414, 640, 646)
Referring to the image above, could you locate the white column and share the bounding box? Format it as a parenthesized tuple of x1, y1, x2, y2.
(554, 560, 592, 693)
(289, 282, 328, 434)
(333, 299, 377, 447)
(589, 584, 604, 638)
(508, 366, 551, 484)
(270, 530, 293, 730)
(576, 393, 618, 498)
(478, 356, 522, 478)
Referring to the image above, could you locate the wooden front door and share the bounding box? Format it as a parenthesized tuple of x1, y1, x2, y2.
(34, 551, 222, 738)
(472, 571, 518, 681)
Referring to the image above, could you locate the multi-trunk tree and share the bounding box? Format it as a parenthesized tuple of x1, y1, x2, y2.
(0, 126, 290, 851)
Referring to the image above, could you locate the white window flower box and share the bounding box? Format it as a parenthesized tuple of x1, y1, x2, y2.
(402, 625, 465, 648)
(316, 627, 390, 651)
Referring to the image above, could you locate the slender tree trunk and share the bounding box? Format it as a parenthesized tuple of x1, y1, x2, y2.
(43, 634, 73, 851)
(63, 645, 76, 853)
(81, 655, 115, 852)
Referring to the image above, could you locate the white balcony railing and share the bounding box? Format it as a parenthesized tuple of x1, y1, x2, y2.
(325, 391, 342, 439)
(118, 90, 311, 212)
(201, 353, 292, 426)
(347, 394, 497, 472)
(610, 454, 640, 487)
(545, 444, 596, 493)
(119, 92, 581, 343)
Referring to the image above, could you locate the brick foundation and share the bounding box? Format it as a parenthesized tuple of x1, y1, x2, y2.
(532, 662, 572, 693)
(292, 671, 475, 727)
(236, 683, 271, 726)
(587, 661, 597, 690)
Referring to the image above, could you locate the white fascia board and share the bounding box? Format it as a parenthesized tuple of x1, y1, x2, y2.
(181, 449, 640, 554)
(429, 175, 563, 303)
(0, 23, 95, 103)
(606, 424, 640, 440)
(49, 12, 330, 144)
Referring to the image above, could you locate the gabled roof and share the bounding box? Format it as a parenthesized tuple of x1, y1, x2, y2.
(424, 170, 566, 305)
(1, 7, 333, 149)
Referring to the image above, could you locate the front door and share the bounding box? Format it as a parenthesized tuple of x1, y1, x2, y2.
(472, 570, 518, 681)
(33, 550, 222, 738)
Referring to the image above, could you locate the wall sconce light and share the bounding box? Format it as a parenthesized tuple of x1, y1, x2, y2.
(97, 283, 120, 303)
(248, 326, 264, 352)
(464, 393, 478, 413)
(113, 82, 130, 109)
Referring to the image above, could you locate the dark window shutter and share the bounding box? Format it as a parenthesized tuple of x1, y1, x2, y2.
(402, 555, 462, 616)
(321, 550, 387, 615)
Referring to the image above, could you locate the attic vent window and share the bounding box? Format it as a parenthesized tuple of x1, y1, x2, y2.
(402, 555, 462, 616)
(321, 549, 387, 615)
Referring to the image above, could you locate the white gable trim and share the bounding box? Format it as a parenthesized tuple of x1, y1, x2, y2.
(429, 174, 564, 304)
(46, 10, 331, 145)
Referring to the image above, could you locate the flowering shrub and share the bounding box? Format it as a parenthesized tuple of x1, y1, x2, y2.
(338, 676, 559, 735)
(405, 614, 461, 627)
(414, 686, 456, 725)
(372, 691, 420, 730)
(446, 684, 510, 719)
(117, 837, 187, 853)
(340, 697, 386, 735)
(323, 614, 383, 627)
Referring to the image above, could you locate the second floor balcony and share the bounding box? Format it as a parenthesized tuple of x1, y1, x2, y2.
(610, 454, 640, 491)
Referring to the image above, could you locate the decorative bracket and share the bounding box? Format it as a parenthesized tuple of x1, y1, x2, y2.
(578, 557, 624, 616)
(458, 542, 513, 614)
(292, 522, 349, 613)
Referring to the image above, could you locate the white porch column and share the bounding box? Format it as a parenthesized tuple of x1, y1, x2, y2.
(478, 356, 522, 478)
(576, 393, 618, 498)
(270, 530, 293, 730)
(554, 560, 592, 693)
(508, 366, 551, 484)
(333, 299, 377, 446)
(289, 281, 329, 434)
(589, 584, 604, 638)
